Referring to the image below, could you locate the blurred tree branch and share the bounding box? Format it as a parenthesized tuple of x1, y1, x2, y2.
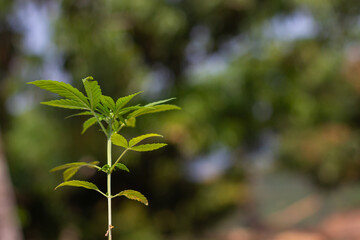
(0, 17, 22, 239)
(0, 129, 23, 240)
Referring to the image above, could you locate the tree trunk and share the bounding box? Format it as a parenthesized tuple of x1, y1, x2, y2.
(0, 129, 23, 240)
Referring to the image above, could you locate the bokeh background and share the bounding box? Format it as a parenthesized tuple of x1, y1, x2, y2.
(1, 0, 360, 239)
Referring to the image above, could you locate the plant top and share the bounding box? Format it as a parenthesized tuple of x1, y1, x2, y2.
(28, 76, 180, 238)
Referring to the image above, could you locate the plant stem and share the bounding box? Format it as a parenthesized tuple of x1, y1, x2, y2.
(91, 109, 109, 138)
(107, 137, 112, 240)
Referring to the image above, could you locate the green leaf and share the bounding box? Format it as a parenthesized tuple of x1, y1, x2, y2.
(65, 111, 93, 119)
(112, 119, 120, 132)
(50, 161, 100, 172)
(63, 167, 79, 181)
(129, 104, 181, 118)
(130, 143, 167, 152)
(125, 117, 136, 127)
(96, 102, 111, 115)
(129, 133, 163, 147)
(99, 164, 111, 174)
(114, 92, 142, 115)
(55, 180, 99, 191)
(145, 98, 176, 107)
(41, 99, 88, 110)
(82, 117, 97, 134)
(111, 133, 128, 148)
(112, 190, 148, 206)
(113, 163, 130, 172)
(51, 161, 100, 181)
(100, 95, 115, 111)
(28, 80, 89, 107)
(117, 106, 142, 116)
(117, 115, 126, 125)
(82, 77, 102, 109)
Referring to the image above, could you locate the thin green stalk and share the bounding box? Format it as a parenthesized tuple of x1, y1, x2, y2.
(91, 109, 109, 138)
(116, 123, 125, 133)
(107, 137, 113, 240)
(110, 148, 129, 172)
(96, 189, 108, 198)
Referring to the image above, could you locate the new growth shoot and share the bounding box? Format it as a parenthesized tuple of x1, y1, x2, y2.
(28, 77, 180, 239)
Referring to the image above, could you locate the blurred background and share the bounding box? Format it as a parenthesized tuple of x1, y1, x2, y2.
(1, 0, 360, 239)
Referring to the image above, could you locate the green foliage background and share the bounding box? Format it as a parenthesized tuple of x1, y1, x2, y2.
(2, 0, 360, 239)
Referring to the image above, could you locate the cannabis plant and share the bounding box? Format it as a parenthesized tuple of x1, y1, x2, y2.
(28, 77, 180, 239)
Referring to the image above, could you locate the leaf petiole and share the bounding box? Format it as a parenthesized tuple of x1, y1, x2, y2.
(110, 148, 129, 173)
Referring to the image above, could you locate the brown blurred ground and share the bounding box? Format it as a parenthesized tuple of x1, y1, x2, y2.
(215, 209, 360, 240)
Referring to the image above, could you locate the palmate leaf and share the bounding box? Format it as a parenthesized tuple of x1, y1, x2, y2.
(41, 99, 88, 110)
(82, 117, 97, 134)
(129, 133, 163, 147)
(82, 77, 102, 110)
(111, 133, 128, 148)
(128, 104, 181, 118)
(130, 143, 167, 152)
(112, 190, 148, 206)
(27, 80, 89, 108)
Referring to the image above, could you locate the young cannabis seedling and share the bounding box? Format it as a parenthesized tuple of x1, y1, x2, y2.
(28, 77, 180, 239)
